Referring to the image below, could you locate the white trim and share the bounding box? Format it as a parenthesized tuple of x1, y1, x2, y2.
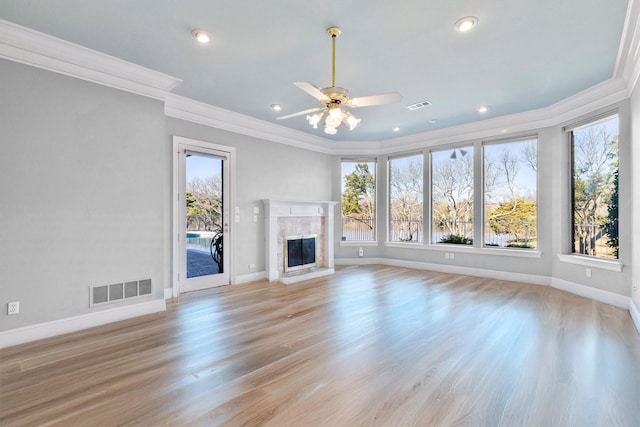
(630, 301, 640, 335)
(235, 271, 268, 285)
(335, 259, 638, 332)
(0, 299, 166, 349)
(557, 254, 623, 272)
(335, 257, 550, 286)
(1, 0, 638, 155)
(0, 19, 181, 100)
(164, 288, 173, 300)
(280, 268, 335, 285)
(550, 278, 630, 308)
(173, 136, 236, 294)
(165, 94, 334, 154)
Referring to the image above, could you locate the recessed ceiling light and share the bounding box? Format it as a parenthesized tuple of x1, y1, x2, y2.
(393, 127, 400, 132)
(191, 29, 212, 44)
(429, 119, 438, 124)
(477, 105, 490, 113)
(270, 104, 282, 111)
(454, 16, 478, 32)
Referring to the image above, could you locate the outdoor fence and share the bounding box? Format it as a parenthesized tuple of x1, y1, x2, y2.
(342, 217, 616, 257)
(341, 216, 375, 241)
(573, 223, 615, 258)
(389, 218, 423, 242)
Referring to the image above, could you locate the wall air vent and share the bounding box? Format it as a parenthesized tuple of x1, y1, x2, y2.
(407, 100, 432, 110)
(89, 279, 152, 307)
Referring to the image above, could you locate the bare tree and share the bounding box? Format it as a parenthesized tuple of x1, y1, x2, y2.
(187, 175, 222, 231)
(390, 159, 423, 241)
(573, 125, 617, 256)
(523, 140, 537, 172)
(432, 153, 473, 237)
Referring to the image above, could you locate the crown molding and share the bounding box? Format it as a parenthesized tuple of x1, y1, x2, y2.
(614, 0, 640, 87)
(332, 77, 630, 156)
(0, 19, 182, 100)
(165, 94, 335, 154)
(1, 3, 638, 156)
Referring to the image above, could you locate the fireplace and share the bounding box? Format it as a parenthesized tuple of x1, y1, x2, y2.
(263, 199, 337, 284)
(284, 235, 317, 272)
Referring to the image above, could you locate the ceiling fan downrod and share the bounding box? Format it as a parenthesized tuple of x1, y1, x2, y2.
(327, 27, 341, 88)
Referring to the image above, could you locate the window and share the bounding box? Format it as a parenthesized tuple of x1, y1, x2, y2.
(389, 154, 423, 242)
(341, 161, 376, 241)
(431, 146, 473, 244)
(483, 138, 537, 249)
(570, 115, 619, 259)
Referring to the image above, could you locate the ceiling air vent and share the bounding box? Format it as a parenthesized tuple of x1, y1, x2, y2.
(407, 100, 432, 110)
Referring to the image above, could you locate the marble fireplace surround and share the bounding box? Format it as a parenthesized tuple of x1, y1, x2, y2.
(263, 199, 337, 284)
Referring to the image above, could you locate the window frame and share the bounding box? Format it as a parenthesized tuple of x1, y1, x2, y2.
(566, 112, 619, 261)
(387, 152, 424, 244)
(340, 158, 378, 244)
(481, 135, 539, 251)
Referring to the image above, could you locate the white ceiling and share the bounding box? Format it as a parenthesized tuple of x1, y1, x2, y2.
(0, 0, 632, 142)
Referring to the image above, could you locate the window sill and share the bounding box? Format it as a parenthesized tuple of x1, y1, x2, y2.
(557, 254, 622, 272)
(340, 241, 379, 247)
(384, 242, 542, 258)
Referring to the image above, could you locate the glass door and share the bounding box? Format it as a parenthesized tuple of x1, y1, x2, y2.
(177, 147, 230, 292)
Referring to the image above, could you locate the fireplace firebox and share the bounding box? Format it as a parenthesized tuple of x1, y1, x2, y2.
(284, 235, 317, 272)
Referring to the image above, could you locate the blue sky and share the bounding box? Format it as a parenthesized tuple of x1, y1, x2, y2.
(186, 155, 222, 181)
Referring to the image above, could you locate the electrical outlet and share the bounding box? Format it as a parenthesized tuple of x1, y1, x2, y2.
(450, 252, 455, 260)
(585, 268, 592, 278)
(7, 301, 19, 315)
(633, 282, 638, 293)
(249, 263, 255, 269)
(445, 253, 450, 259)
(358, 247, 364, 257)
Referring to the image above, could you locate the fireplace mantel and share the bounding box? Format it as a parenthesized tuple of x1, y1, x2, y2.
(262, 199, 338, 284)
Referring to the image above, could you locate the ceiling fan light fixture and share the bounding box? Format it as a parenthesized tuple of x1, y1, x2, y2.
(306, 111, 324, 128)
(324, 125, 338, 135)
(344, 112, 361, 131)
(454, 16, 478, 32)
(279, 26, 400, 135)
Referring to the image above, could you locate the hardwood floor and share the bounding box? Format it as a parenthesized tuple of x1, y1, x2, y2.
(1, 265, 639, 426)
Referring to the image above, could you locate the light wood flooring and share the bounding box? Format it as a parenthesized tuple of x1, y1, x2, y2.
(1, 265, 639, 426)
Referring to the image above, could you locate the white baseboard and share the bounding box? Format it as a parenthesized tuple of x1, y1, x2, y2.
(336, 257, 550, 286)
(550, 278, 630, 308)
(630, 300, 640, 335)
(235, 271, 268, 285)
(336, 257, 638, 333)
(164, 288, 173, 299)
(0, 298, 166, 349)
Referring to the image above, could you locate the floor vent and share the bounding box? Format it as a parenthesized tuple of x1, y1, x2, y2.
(407, 100, 432, 110)
(90, 279, 152, 307)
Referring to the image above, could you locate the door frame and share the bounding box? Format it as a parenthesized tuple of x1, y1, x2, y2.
(172, 135, 236, 297)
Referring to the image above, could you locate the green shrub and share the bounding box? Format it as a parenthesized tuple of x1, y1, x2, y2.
(440, 234, 472, 245)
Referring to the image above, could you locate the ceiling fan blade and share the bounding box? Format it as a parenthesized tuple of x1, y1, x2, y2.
(294, 82, 330, 102)
(349, 92, 403, 107)
(276, 107, 325, 120)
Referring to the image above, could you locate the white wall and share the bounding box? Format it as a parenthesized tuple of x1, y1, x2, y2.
(0, 57, 335, 334)
(165, 117, 334, 277)
(333, 101, 633, 298)
(631, 80, 640, 310)
(0, 59, 168, 331)
(0, 54, 635, 336)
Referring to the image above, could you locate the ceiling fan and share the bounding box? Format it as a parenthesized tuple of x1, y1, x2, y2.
(277, 27, 402, 135)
